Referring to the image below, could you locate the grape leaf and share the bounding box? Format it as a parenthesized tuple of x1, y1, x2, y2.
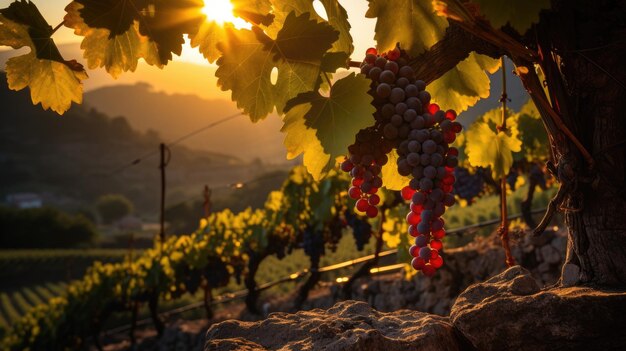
(189, 20, 229, 63)
(285, 73, 375, 161)
(320, 51, 349, 73)
(381, 149, 411, 190)
(232, 0, 274, 25)
(465, 108, 522, 179)
(0, 2, 87, 114)
(64, 1, 161, 78)
(281, 103, 332, 179)
(75, 0, 146, 36)
(75, 0, 204, 65)
(472, 0, 551, 34)
(429, 53, 499, 113)
(268, 0, 353, 55)
(216, 12, 338, 121)
(137, 0, 205, 64)
(516, 99, 549, 162)
(366, 0, 447, 56)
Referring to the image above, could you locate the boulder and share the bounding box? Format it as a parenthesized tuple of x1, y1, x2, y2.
(206, 301, 465, 351)
(451, 266, 626, 351)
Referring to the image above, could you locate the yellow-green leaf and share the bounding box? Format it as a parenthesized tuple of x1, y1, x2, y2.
(428, 53, 498, 113)
(381, 149, 411, 190)
(189, 20, 229, 63)
(0, 3, 87, 114)
(64, 1, 161, 78)
(268, 0, 353, 55)
(366, 0, 446, 56)
(216, 12, 338, 121)
(6, 54, 88, 114)
(465, 109, 522, 179)
(286, 73, 375, 157)
(281, 103, 332, 179)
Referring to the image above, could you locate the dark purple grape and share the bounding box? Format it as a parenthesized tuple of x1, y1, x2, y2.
(419, 178, 433, 191)
(424, 165, 437, 179)
(422, 140, 437, 154)
(389, 87, 406, 104)
(380, 70, 395, 84)
(369, 66, 382, 81)
(405, 84, 418, 97)
(377, 83, 391, 98)
(395, 102, 408, 115)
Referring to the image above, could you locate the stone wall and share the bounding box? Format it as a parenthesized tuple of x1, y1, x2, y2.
(343, 230, 567, 315)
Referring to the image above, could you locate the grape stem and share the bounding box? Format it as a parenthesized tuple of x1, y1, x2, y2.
(498, 57, 515, 267)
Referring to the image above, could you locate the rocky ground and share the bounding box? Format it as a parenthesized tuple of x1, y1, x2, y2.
(101, 229, 621, 351)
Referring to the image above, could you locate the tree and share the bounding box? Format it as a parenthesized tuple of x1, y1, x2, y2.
(0, 206, 97, 248)
(0, 0, 624, 287)
(95, 194, 134, 225)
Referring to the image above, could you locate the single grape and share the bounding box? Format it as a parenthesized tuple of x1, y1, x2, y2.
(396, 77, 409, 88)
(375, 56, 387, 68)
(405, 84, 419, 97)
(377, 83, 392, 98)
(369, 66, 382, 81)
(380, 70, 395, 84)
(384, 60, 399, 74)
(407, 153, 420, 166)
(430, 239, 443, 250)
(412, 191, 426, 204)
(411, 257, 426, 270)
(415, 234, 429, 247)
(366, 205, 378, 218)
(391, 114, 404, 127)
(389, 87, 406, 104)
(356, 198, 369, 212)
(382, 103, 395, 118)
(348, 186, 361, 199)
(418, 246, 431, 260)
(395, 102, 408, 115)
(422, 140, 437, 154)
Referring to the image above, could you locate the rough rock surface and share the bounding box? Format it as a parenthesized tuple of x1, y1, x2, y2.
(206, 301, 465, 351)
(451, 266, 626, 351)
(343, 230, 567, 315)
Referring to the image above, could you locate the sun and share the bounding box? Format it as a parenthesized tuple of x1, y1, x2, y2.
(202, 0, 250, 29)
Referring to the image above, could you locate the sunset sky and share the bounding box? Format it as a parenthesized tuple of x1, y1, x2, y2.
(0, 0, 376, 100)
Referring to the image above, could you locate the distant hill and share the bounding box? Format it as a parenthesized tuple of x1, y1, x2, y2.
(0, 72, 288, 217)
(84, 83, 288, 163)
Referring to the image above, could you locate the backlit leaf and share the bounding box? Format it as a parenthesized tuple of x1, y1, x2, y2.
(381, 149, 411, 190)
(64, 1, 161, 78)
(189, 20, 229, 63)
(268, 0, 353, 55)
(0, 2, 87, 114)
(366, 0, 446, 56)
(465, 108, 522, 179)
(429, 53, 499, 113)
(216, 12, 338, 121)
(284, 73, 374, 171)
(281, 103, 332, 179)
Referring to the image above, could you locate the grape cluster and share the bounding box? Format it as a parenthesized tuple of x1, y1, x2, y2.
(341, 127, 391, 218)
(345, 210, 373, 251)
(529, 164, 547, 190)
(325, 214, 346, 252)
(341, 46, 465, 276)
(506, 169, 519, 191)
(454, 167, 485, 202)
(302, 227, 325, 270)
(398, 111, 461, 276)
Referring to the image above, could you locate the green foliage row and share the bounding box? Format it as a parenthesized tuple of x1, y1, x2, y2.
(0, 166, 357, 350)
